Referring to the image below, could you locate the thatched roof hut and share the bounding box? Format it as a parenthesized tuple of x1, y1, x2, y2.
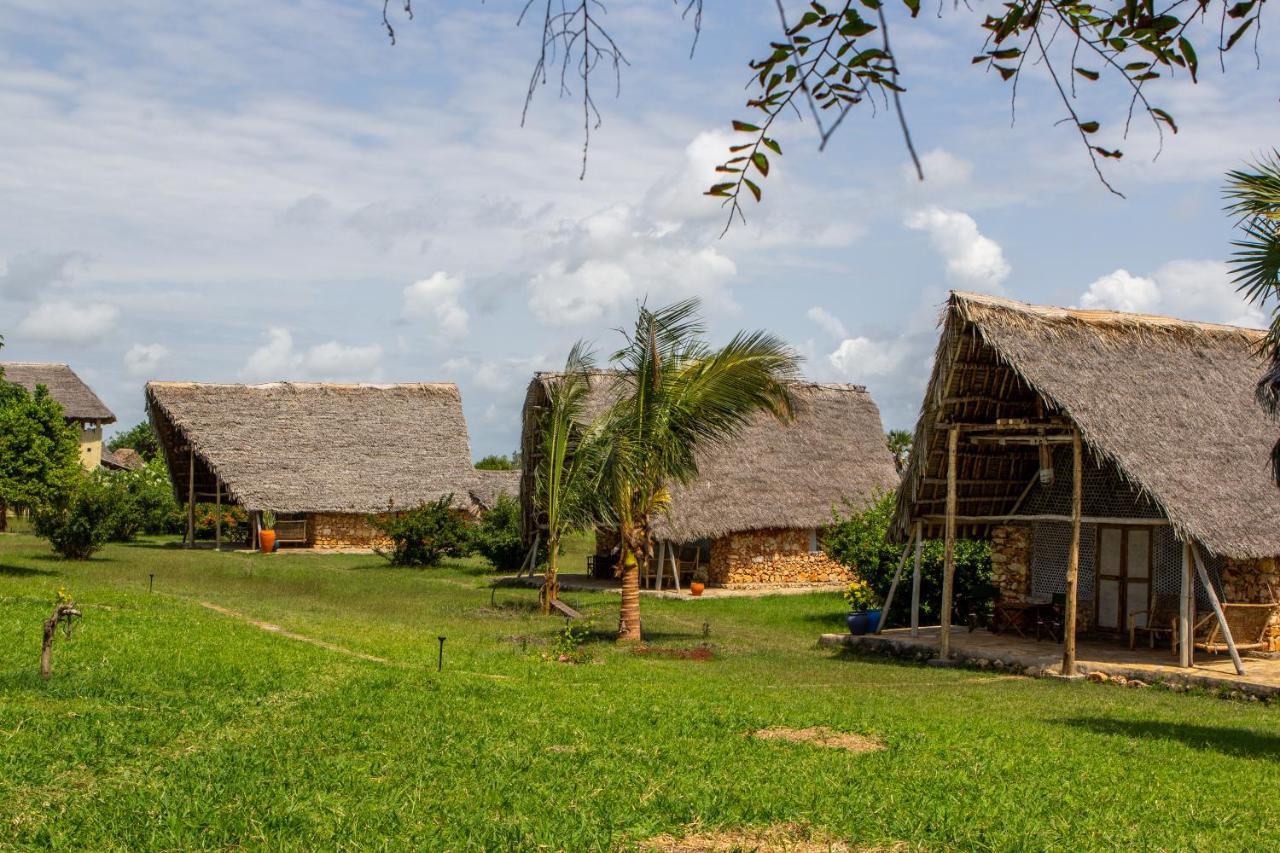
(469, 469, 520, 513)
(894, 291, 1280, 559)
(146, 382, 477, 513)
(101, 447, 144, 471)
(520, 373, 900, 543)
(1, 362, 115, 423)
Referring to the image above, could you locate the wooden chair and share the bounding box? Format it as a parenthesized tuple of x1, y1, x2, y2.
(1193, 603, 1277, 656)
(1129, 593, 1179, 654)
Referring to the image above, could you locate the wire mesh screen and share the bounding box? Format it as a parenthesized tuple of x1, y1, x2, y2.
(1031, 522, 1096, 601)
(1152, 526, 1225, 606)
(1021, 445, 1162, 518)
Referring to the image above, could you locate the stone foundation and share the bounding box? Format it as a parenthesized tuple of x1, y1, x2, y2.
(991, 524, 1032, 603)
(708, 528, 853, 588)
(307, 513, 395, 550)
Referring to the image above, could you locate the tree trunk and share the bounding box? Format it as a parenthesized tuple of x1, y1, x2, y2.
(617, 548, 642, 641)
(0, 497, 7, 533)
(540, 536, 560, 615)
(40, 603, 81, 679)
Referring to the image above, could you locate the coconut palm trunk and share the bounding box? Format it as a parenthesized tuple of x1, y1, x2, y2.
(618, 547, 641, 641)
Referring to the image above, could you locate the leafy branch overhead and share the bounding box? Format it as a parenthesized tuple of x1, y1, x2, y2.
(710, 0, 1267, 229)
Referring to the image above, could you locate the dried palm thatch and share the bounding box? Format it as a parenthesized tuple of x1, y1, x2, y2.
(146, 382, 477, 513)
(1, 362, 115, 423)
(469, 469, 520, 512)
(894, 291, 1280, 558)
(100, 447, 144, 471)
(520, 374, 899, 542)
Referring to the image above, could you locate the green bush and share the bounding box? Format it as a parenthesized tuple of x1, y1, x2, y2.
(474, 454, 517, 471)
(193, 503, 249, 543)
(470, 494, 525, 571)
(824, 491, 996, 626)
(33, 474, 118, 559)
(106, 421, 160, 461)
(113, 458, 183, 536)
(375, 496, 471, 567)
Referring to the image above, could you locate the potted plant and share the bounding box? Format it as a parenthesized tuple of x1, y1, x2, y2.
(689, 567, 708, 597)
(259, 510, 277, 553)
(843, 579, 882, 636)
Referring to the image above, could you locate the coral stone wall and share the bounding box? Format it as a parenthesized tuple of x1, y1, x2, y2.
(307, 513, 394, 550)
(708, 528, 853, 588)
(1221, 556, 1280, 651)
(991, 525, 1032, 603)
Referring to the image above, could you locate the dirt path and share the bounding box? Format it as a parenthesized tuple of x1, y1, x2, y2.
(192, 599, 395, 665)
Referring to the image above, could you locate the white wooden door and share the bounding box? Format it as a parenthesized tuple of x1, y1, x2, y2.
(1095, 526, 1151, 633)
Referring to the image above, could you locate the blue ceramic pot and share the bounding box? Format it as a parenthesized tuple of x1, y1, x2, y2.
(864, 609, 882, 633)
(846, 611, 869, 635)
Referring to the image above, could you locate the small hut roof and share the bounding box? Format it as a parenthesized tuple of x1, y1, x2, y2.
(894, 291, 1280, 558)
(469, 469, 520, 512)
(101, 447, 144, 471)
(146, 381, 477, 513)
(1, 362, 115, 423)
(521, 373, 900, 541)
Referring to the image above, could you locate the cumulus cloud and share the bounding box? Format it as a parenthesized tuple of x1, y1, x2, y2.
(807, 306, 848, 340)
(402, 271, 469, 337)
(904, 207, 1010, 291)
(240, 328, 383, 381)
(444, 353, 553, 392)
(0, 251, 85, 301)
(17, 299, 118, 344)
(905, 149, 974, 188)
(124, 343, 170, 377)
(1078, 259, 1265, 327)
(828, 336, 910, 379)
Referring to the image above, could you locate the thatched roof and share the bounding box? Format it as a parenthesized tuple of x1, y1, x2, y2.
(520, 373, 900, 542)
(894, 291, 1280, 558)
(146, 382, 477, 513)
(101, 447, 144, 471)
(469, 469, 520, 512)
(1, 362, 115, 423)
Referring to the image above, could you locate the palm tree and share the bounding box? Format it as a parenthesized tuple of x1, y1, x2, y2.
(1226, 153, 1280, 482)
(602, 299, 800, 641)
(533, 342, 609, 614)
(886, 429, 912, 473)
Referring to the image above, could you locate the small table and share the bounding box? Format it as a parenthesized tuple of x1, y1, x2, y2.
(991, 601, 1038, 638)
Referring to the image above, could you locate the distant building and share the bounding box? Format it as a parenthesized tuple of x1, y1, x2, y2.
(1, 362, 116, 469)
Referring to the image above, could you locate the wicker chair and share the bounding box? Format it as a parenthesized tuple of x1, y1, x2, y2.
(1129, 593, 1180, 654)
(1192, 603, 1278, 656)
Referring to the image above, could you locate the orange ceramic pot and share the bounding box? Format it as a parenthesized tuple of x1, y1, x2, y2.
(259, 529, 277, 553)
(690, 582, 705, 597)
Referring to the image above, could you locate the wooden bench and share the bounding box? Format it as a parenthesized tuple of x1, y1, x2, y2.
(274, 518, 308, 546)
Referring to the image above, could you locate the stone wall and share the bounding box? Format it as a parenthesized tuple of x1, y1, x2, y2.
(708, 528, 854, 588)
(307, 512, 395, 550)
(991, 524, 1032, 603)
(1220, 556, 1280, 651)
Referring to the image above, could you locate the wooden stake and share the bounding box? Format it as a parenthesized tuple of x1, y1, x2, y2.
(939, 428, 959, 660)
(1061, 430, 1082, 675)
(186, 448, 195, 549)
(40, 603, 81, 679)
(1180, 541, 1194, 668)
(875, 533, 914, 634)
(910, 521, 923, 638)
(1192, 544, 1245, 676)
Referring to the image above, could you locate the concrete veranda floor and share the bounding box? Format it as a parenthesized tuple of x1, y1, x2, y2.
(821, 625, 1280, 696)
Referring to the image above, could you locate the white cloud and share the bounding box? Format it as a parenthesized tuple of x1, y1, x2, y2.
(906, 149, 974, 189)
(1077, 259, 1265, 327)
(827, 336, 909, 379)
(0, 250, 84, 301)
(17, 299, 118, 344)
(444, 353, 552, 392)
(807, 306, 848, 340)
(402, 271, 469, 337)
(240, 327, 383, 381)
(904, 207, 1010, 291)
(124, 342, 170, 376)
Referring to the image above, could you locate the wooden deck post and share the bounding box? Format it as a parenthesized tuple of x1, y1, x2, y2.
(214, 476, 222, 552)
(1061, 430, 1082, 675)
(910, 521, 923, 638)
(185, 448, 195, 549)
(668, 543, 682, 593)
(1192, 544, 1245, 676)
(654, 542, 666, 591)
(876, 532, 915, 634)
(1179, 541, 1194, 668)
(939, 428, 959, 660)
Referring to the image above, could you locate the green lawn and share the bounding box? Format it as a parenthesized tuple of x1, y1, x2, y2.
(2, 533, 1279, 849)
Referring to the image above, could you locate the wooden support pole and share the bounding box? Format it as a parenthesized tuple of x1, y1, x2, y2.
(910, 521, 923, 638)
(214, 476, 222, 552)
(668, 542, 681, 593)
(875, 533, 915, 634)
(654, 542, 666, 591)
(939, 428, 959, 660)
(1192, 544, 1245, 676)
(1179, 541, 1194, 668)
(1060, 430, 1083, 675)
(185, 448, 195, 549)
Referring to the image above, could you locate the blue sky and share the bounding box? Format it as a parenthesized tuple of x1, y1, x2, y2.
(1, 1, 1276, 458)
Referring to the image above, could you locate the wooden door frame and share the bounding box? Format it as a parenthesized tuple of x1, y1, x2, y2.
(1094, 525, 1154, 634)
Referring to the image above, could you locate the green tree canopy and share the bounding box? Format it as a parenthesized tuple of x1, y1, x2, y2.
(475, 454, 518, 471)
(0, 362, 82, 513)
(107, 421, 160, 462)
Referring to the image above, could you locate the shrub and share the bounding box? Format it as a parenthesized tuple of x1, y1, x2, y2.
(475, 454, 517, 471)
(375, 496, 471, 567)
(33, 474, 118, 559)
(194, 503, 249, 544)
(121, 458, 184, 535)
(106, 421, 160, 461)
(824, 491, 996, 626)
(470, 494, 525, 571)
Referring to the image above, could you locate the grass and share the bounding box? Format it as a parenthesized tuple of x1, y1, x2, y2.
(3, 533, 1280, 849)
